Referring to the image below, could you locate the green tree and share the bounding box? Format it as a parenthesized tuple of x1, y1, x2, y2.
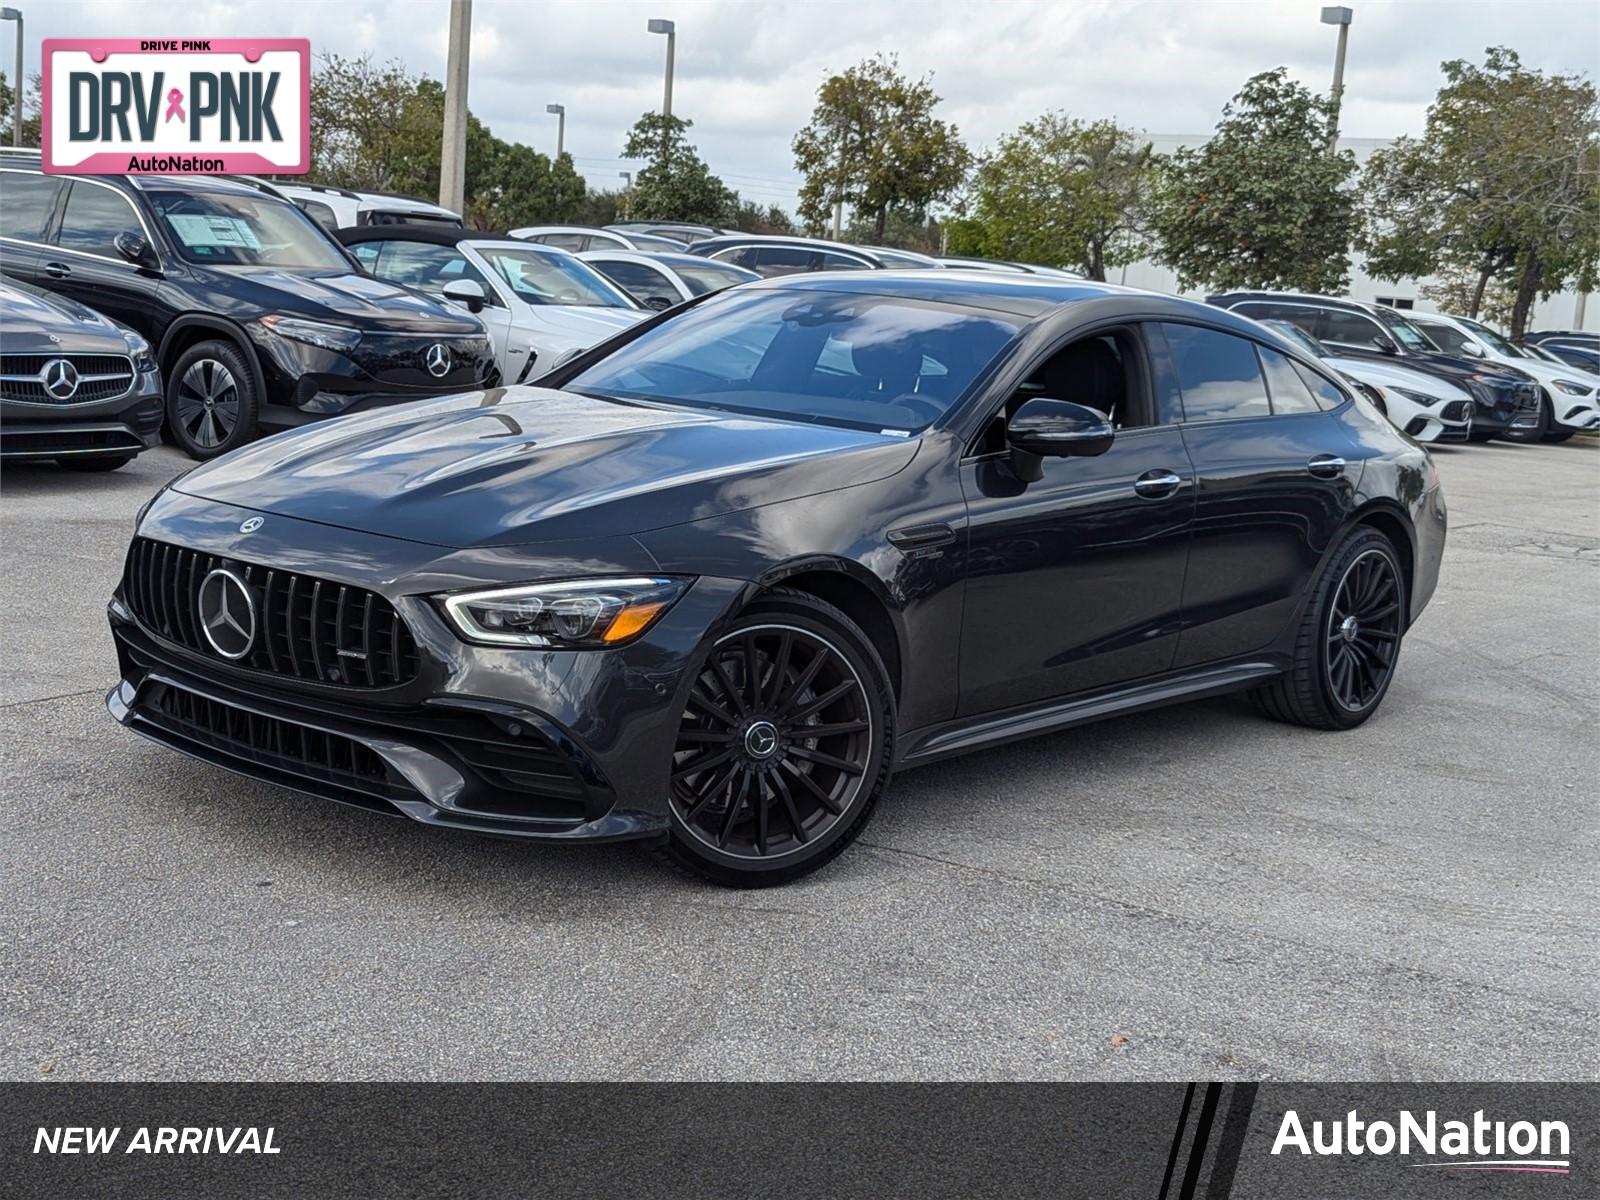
(620, 112, 736, 224)
(951, 114, 1155, 280)
(0, 70, 41, 145)
(1359, 48, 1599, 335)
(727, 199, 795, 235)
(1150, 69, 1357, 293)
(792, 53, 970, 241)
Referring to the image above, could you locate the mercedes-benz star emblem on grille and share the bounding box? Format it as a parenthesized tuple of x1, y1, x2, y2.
(197, 569, 257, 660)
(39, 358, 80, 400)
(239, 517, 264, 534)
(425, 343, 451, 377)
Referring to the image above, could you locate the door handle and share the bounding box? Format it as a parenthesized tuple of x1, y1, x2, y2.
(1307, 454, 1346, 478)
(43, 262, 72, 279)
(1133, 469, 1183, 499)
(887, 522, 955, 550)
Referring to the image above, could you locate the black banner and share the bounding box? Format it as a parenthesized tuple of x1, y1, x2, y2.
(3, 1083, 1592, 1197)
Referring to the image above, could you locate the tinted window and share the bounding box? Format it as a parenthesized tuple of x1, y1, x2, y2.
(710, 246, 757, 268)
(1414, 321, 1472, 355)
(537, 232, 588, 251)
(570, 288, 1022, 433)
(672, 259, 756, 296)
(815, 250, 872, 272)
(296, 199, 339, 232)
(1320, 309, 1388, 351)
(366, 240, 493, 295)
(1161, 323, 1270, 420)
(1292, 362, 1349, 410)
(751, 246, 816, 276)
(1257, 345, 1322, 414)
(57, 181, 143, 258)
(590, 258, 678, 303)
(0, 172, 64, 240)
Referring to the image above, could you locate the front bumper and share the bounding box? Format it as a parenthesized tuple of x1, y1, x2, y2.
(105, 496, 747, 842)
(0, 369, 163, 459)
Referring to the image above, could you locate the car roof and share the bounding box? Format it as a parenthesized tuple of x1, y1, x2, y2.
(1208, 289, 1379, 316)
(336, 225, 523, 247)
(583, 248, 753, 270)
(689, 234, 881, 258)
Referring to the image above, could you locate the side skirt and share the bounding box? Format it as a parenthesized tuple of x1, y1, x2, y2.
(895, 659, 1285, 767)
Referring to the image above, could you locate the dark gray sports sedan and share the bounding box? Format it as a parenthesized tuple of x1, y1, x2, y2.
(107, 272, 1446, 885)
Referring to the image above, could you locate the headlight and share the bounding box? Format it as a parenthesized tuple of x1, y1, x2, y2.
(1393, 387, 1443, 407)
(440, 577, 690, 648)
(260, 315, 362, 352)
(123, 330, 155, 371)
(1552, 379, 1592, 395)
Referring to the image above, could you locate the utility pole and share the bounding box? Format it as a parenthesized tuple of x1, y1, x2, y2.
(439, 0, 472, 216)
(546, 103, 566, 158)
(648, 19, 675, 118)
(619, 171, 632, 220)
(0, 7, 22, 147)
(1321, 6, 1353, 151)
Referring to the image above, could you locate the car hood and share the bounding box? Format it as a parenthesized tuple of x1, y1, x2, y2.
(0, 281, 134, 354)
(206, 267, 484, 335)
(522, 305, 648, 344)
(1395, 347, 1530, 385)
(1487, 353, 1598, 395)
(172, 386, 920, 548)
(1324, 355, 1470, 401)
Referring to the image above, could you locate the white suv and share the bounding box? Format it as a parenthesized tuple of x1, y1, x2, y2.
(276, 184, 463, 233)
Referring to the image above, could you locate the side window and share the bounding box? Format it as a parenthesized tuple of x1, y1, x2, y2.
(710, 246, 756, 267)
(1416, 322, 1471, 355)
(1257, 345, 1322, 414)
(539, 232, 588, 251)
(815, 250, 871, 272)
(751, 246, 815, 276)
(0, 171, 64, 241)
(1161, 323, 1271, 421)
(296, 199, 339, 232)
(1292, 362, 1349, 410)
(1234, 301, 1323, 339)
(55, 181, 143, 258)
(1320, 309, 1388, 351)
(364, 240, 491, 296)
(592, 259, 676, 302)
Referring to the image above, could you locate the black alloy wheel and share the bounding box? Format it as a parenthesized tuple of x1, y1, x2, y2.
(1324, 549, 1403, 712)
(167, 340, 260, 460)
(662, 591, 892, 886)
(1250, 527, 1406, 730)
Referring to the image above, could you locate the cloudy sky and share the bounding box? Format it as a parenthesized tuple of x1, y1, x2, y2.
(23, 0, 1600, 211)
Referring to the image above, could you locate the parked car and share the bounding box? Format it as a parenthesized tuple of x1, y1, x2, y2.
(108, 272, 1444, 885)
(579, 249, 760, 308)
(339, 226, 648, 383)
(0, 156, 496, 459)
(275, 184, 463, 233)
(686, 235, 935, 276)
(1258, 319, 1472, 444)
(509, 225, 682, 253)
(606, 221, 727, 246)
(1208, 291, 1541, 441)
(0, 277, 163, 470)
(1520, 330, 1600, 375)
(1407, 312, 1599, 443)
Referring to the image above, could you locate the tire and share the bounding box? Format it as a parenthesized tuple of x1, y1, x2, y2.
(1543, 427, 1575, 443)
(1467, 429, 1496, 443)
(56, 455, 133, 472)
(166, 339, 260, 460)
(1501, 389, 1551, 443)
(1249, 527, 1406, 731)
(654, 588, 895, 887)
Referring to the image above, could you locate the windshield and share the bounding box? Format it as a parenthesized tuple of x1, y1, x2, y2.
(149, 191, 351, 269)
(1370, 306, 1436, 352)
(1263, 319, 1328, 358)
(476, 246, 636, 308)
(1453, 315, 1522, 357)
(568, 287, 1023, 433)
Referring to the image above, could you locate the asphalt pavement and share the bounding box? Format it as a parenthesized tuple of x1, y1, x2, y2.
(2, 438, 1595, 1081)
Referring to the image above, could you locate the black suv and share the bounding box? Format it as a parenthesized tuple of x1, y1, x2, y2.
(0, 276, 163, 470)
(1208, 291, 1541, 441)
(0, 157, 496, 459)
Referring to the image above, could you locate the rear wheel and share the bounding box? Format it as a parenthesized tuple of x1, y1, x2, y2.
(1250, 527, 1406, 731)
(657, 590, 893, 887)
(56, 455, 133, 472)
(166, 339, 260, 460)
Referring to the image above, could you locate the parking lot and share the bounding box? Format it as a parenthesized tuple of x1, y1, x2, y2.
(2, 437, 1595, 1081)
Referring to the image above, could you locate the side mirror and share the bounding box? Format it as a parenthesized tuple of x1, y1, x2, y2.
(442, 279, 486, 313)
(1007, 397, 1115, 482)
(642, 295, 675, 311)
(114, 231, 153, 267)
(1372, 332, 1398, 355)
(1459, 340, 1485, 358)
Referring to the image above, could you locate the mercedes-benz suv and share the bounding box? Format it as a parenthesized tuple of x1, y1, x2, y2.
(0, 157, 496, 460)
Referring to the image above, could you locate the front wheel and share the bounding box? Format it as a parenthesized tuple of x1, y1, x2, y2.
(1250, 527, 1406, 731)
(657, 589, 894, 887)
(1542, 427, 1575, 444)
(166, 339, 260, 460)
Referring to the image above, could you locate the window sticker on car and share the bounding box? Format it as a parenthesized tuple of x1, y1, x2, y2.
(166, 215, 263, 252)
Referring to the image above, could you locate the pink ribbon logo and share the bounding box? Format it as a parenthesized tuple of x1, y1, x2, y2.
(164, 88, 185, 123)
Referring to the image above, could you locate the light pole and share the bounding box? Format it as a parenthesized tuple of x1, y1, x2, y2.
(1321, 6, 1353, 151)
(647, 18, 675, 119)
(0, 7, 22, 147)
(546, 103, 565, 157)
(619, 171, 632, 220)
(439, 0, 472, 216)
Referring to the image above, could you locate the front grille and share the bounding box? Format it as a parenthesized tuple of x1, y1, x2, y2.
(0, 426, 144, 455)
(1439, 400, 1472, 424)
(150, 683, 397, 796)
(123, 537, 420, 688)
(0, 353, 135, 404)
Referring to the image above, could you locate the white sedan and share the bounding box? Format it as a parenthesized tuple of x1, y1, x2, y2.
(340, 228, 648, 383)
(1260, 320, 1472, 443)
(579, 250, 761, 310)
